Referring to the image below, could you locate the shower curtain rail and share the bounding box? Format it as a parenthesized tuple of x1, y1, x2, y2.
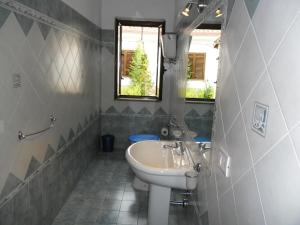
(18, 115, 56, 141)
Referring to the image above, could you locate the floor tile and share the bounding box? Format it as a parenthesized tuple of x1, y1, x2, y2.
(51, 153, 199, 225)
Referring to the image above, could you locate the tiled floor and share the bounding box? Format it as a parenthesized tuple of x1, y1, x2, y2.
(52, 152, 198, 225)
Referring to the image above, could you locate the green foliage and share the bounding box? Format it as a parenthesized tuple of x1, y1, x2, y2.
(185, 81, 215, 99)
(124, 43, 153, 96)
(186, 62, 193, 79)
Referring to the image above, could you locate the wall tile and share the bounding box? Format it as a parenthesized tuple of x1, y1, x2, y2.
(101, 29, 114, 43)
(290, 123, 300, 160)
(244, 0, 260, 18)
(14, 12, 34, 36)
(0, 0, 101, 224)
(0, 200, 14, 225)
(0, 6, 10, 29)
(233, 169, 265, 225)
(225, 0, 250, 62)
(28, 171, 43, 225)
(154, 107, 168, 116)
(268, 14, 300, 129)
(219, 189, 238, 225)
(0, 173, 23, 200)
(233, 25, 265, 104)
(220, 73, 240, 133)
(37, 22, 50, 40)
(25, 157, 42, 179)
(137, 107, 152, 115)
(121, 106, 136, 115)
(215, 162, 232, 196)
(105, 106, 119, 114)
(206, 167, 221, 225)
(226, 0, 236, 26)
(253, 0, 300, 63)
(226, 113, 252, 183)
(255, 136, 300, 225)
(242, 72, 288, 162)
(13, 184, 30, 225)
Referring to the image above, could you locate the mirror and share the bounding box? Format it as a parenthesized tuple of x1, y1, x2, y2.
(170, 0, 225, 142)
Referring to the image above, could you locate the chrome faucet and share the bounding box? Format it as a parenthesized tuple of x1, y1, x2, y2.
(198, 142, 211, 154)
(163, 141, 185, 155)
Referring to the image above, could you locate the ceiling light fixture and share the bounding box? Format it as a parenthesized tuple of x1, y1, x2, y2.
(181, 3, 193, 17)
(181, 0, 207, 17)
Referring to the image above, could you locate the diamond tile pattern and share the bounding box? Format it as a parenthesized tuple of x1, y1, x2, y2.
(137, 107, 152, 115)
(121, 106, 135, 115)
(0, 173, 23, 200)
(37, 22, 50, 40)
(106, 106, 119, 114)
(25, 157, 41, 179)
(14, 12, 34, 35)
(244, 0, 260, 18)
(154, 107, 168, 116)
(44, 144, 55, 162)
(0, 6, 10, 29)
(0, 9, 101, 200)
(185, 109, 200, 118)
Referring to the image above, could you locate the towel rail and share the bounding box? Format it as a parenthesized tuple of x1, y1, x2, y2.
(18, 115, 56, 141)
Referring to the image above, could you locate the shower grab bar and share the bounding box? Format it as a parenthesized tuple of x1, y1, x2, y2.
(18, 115, 56, 141)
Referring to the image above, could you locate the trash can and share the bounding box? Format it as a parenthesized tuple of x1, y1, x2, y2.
(101, 134, 114, 152)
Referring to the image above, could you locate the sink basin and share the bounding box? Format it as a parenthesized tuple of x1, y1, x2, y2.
(126, 140, 195, 189)
(126, 140, 198, 225)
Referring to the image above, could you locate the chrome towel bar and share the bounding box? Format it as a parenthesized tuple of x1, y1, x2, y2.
(18, 115, 56, 141)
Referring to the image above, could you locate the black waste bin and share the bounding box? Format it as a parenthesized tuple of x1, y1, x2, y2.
(101, 134, 114, 152)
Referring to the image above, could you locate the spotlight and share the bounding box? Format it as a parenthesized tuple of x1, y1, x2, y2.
(215, 8, 223, 17)
(181, 3, 193, 17)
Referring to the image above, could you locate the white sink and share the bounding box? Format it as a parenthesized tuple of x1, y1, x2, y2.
(126, 140, 198, 225)
(126, 140, 196, 189)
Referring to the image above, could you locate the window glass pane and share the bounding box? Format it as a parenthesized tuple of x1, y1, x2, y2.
(186, 28, 221, 100)
(119, 26, 159, 97)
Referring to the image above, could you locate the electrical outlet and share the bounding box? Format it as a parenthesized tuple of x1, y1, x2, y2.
(217, 147, 231, 177)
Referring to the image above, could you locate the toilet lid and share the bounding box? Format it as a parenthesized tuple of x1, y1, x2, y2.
(128, 134, 160, 143)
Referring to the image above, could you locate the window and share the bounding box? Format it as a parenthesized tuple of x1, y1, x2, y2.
(187, 53, 206, 80)
(185, 24, 221, 103)
(115, 19, 165, 101)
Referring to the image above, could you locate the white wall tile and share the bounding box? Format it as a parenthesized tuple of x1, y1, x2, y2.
(290, 123, 300, 161)
(225, 0, 250, 62)
(220, 73, 241, 133)
(226, 113, 252, 183)
(219, 188, 238, 225)
(242, 72, 288, 162)
(268, 14, 300, 129)
(255, 136, 300, 225)
(207, 167, 221, 225)
(233, 169, 266, 225)
(234, 26, 265, 105)
(215, 160, 232, 196)
(253, 0, 300, 63)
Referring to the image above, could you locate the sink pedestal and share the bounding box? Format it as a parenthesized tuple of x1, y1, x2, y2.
(148, 184, 171, 225)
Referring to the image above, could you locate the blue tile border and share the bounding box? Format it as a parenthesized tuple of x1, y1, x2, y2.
(0, 0, 101, 42)
(0, 5, 10, 28)
(244, 0, 260, 18)
(14, 11, 33, 35)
